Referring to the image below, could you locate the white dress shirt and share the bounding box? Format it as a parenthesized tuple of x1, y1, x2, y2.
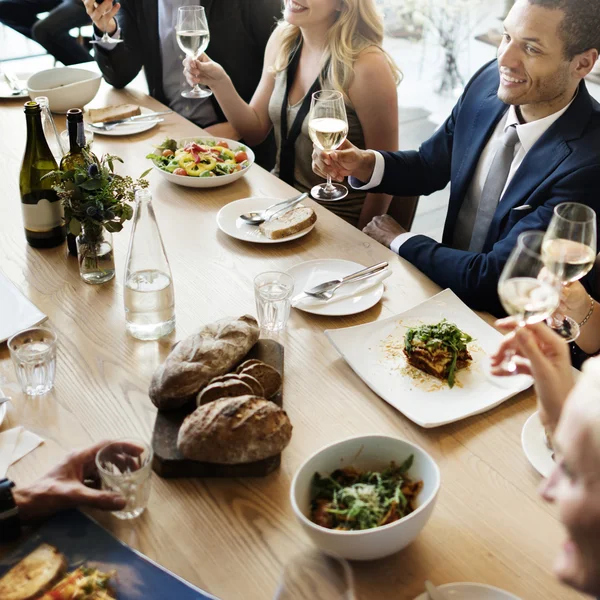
(351, 96, 576, 253)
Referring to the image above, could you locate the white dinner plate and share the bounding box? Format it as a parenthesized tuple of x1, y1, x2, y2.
(86, 106, 160, 137)
(325, 288, 533, 428)
(216, 197, 316, 244)
(0, 73, 30, 99)
(413, 582, 522, 600)
(522, 411, 555, 478)
(286, 259, 385, 316)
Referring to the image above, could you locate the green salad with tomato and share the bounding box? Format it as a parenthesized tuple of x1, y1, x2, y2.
(147, 138, 250, 178)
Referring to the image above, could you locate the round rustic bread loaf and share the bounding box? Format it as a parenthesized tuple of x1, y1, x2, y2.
(177, 395, 293, 464)
(149, 315, 260, 411)
(240, 362, 282, 399)
(196, 379, 253, 406)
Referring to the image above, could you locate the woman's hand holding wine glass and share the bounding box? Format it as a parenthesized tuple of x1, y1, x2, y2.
(182, 54, 227, 89)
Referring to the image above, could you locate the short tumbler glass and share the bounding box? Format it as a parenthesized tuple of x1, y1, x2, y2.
(8, 327, 57, 396)
(254, 271, 294, 332)
(96, 439, 153, 520)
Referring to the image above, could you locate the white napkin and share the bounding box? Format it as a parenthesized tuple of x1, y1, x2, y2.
(292, 269, 391, 308)
(0, 426, 44, 478)
(0, 272, 46, 343)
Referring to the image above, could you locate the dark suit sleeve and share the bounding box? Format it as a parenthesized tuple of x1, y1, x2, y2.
(93, 4, 144, 89)
(248, 0, 281, 47)
(397, 164, 600, 316)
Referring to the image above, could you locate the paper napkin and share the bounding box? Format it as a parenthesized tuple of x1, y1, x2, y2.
(0, 426, 45, 478)
(0, 272, 46, 343)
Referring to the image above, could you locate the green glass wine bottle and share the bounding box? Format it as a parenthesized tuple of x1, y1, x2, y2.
(19, 101, 66, 248)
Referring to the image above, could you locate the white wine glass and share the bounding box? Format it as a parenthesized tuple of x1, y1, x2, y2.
(176, 6, 212, 99)
(494, 231, 561, 375)
(89, 0, 123, 46)
(542, 202, 597, 342)
(273, 550, 355, 600)
(308, 90, 349, 202)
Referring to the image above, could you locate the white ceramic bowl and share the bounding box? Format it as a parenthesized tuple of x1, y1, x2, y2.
(27, 67, 102, 114)
(149, 137, 255, 188)
(291, 434, 441, 561)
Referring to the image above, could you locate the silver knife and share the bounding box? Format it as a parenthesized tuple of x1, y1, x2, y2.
(4, 72, 24, 94)
(93, 110, 172, 126)
(425, 580, 449, 600)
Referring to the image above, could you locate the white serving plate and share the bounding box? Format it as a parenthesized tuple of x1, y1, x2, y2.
(325, 288, 532, 428)
(87, 106, 161, 137)
(149, 137, 254, 188)
(216, 197, 316, 243)
(413, 582, 522, 600)
(521, 411, 555, 478)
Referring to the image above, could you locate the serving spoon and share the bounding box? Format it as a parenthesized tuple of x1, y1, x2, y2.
(239, 192, 308, 225)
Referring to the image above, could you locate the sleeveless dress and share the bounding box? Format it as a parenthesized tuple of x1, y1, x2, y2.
(268, 68, 367, 227)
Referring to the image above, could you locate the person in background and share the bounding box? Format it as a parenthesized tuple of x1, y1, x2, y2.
(0, 0, 91, 65)
(183, 0, 401, 228)
(312, 0, 600, 315)
(1, 441, 130, 541)
(82, 0, 281, 170)
(490, 322, 600, 597)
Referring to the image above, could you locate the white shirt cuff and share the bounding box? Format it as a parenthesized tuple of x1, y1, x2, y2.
(349, 150, 384, 190)
(390, 232, 418, 254)
(94, 25, 121, 50)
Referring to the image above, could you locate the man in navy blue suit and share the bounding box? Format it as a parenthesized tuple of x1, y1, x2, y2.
(312, 0, 600, 316)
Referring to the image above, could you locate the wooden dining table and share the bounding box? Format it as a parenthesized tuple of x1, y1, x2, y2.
(0, 75, 588, 600)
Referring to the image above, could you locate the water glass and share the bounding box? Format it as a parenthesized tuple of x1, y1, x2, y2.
(8, 327, 57, 396)
(96, 439, 153, 520)
(254, 272, 294, 332)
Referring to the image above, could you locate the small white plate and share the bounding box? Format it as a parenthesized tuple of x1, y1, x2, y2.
(216, 197, 316, 244)
(413, 582, 522, 600)
(286, 259, 384, 316)
(86, 106, 160, 137)
(0, 73, 30, 99)
(522, 411, 555, 478)
(325, 289, 533, 428)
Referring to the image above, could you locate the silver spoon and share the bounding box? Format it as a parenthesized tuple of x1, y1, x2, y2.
(239, 193, 308, 226)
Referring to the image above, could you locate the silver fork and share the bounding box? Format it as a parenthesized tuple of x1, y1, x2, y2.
(302, 262, 388, 301)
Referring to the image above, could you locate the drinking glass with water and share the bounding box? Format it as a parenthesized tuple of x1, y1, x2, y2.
(254, 272, 294, 332)
(96, 439, 153, 520)
(8, 327, 57, 396)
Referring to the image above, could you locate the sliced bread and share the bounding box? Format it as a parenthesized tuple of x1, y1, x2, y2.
(259, 206, 317, 240)
(88, 104, 141, 123)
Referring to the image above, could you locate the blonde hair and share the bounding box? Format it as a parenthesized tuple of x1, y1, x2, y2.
(273, 0, 402, 101)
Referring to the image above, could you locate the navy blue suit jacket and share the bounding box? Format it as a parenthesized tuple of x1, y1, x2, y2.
(374, 61, 600, 316)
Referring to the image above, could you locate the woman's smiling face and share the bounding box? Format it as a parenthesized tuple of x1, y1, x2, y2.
(283, 0, 341, 28)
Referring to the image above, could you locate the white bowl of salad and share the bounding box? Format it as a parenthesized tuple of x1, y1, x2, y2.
(146, 137, 254, 188)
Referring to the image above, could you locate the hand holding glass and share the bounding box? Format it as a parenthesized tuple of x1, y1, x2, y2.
(308, 90, 349, 201)
(89, 0, 122, 46)
(176, 6, 212, 99)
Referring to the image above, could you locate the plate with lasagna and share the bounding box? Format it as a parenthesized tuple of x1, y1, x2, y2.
(324, 288, 532, 428)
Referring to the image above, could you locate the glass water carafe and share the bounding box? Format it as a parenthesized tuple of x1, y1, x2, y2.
(124, 189, 175, 340)
(35, 96, 65, 164)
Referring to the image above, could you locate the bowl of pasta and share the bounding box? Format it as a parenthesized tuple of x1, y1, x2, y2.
(146, 137, 255, 188)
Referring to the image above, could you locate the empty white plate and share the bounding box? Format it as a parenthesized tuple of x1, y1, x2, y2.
(216, 197, 316, 244)
(286, 259, 385, 316)
(87, 106, 161, 137)
(522, 411, 555, 478)
(413, 582, 522, 600)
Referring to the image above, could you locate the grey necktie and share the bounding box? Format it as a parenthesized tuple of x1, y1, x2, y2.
(468, 124, 520, 252)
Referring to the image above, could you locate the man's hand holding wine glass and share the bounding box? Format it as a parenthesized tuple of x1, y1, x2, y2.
(311, 139, 376, 184)
(82, 0, 120, 37)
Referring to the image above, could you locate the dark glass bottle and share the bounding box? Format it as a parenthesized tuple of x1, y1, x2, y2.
(19, 101, 65, 249)
(61, 108, 87, 255)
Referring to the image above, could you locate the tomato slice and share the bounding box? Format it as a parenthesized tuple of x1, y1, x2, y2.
(235, 151, 248, 163)
(217, 140, 229, 149)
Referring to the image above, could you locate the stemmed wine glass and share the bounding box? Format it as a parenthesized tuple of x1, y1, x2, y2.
(176, 6, 212, 99)
(541, 202, 597, 342)
(89, 0, 123, 46)
(308, 90, 349, 202)
(493, 231, 561, 375)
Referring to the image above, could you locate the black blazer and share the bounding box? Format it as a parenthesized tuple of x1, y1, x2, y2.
(94, 0, 282, 168)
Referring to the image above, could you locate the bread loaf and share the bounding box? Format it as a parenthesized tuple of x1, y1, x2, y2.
(149, 315, 260, 410)
(237, 373, 264, 397)
(259, 206, 317, 239)
(88, 104, 141, 123)
(240, 362, 282, 399)
(177, 395, 293, 463)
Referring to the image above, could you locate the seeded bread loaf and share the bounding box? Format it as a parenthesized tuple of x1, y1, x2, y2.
(149, 315, 260, 410)
(259, 206, 317, 240)
(177, 395, 293, 464)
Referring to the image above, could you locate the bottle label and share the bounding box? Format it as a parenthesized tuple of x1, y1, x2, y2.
(21, 190, 64, 232)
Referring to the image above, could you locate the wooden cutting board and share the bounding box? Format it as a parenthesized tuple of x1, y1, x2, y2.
(151, 339, 284, 478)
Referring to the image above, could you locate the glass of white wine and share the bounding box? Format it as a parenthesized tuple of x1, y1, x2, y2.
(495, 231, 561, 374)
(176, 6, 212, 99)
(89, 0, 123, 46)
(308, 90, 349, 202)
(542, 202, 597, 342)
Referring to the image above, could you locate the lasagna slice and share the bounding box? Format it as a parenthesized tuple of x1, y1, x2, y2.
(403, 320, 473, 388)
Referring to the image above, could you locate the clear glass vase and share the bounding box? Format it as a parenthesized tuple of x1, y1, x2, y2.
(76, 225, 115, 284)
(124, 189, 175, 340)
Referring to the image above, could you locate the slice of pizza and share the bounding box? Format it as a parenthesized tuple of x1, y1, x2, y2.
(39, 566, 116, 600)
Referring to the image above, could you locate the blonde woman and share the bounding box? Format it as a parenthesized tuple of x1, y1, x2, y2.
(184, 0, 401, 228)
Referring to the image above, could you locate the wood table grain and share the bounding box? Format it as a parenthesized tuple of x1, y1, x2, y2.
(0, 78, 587, 600)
